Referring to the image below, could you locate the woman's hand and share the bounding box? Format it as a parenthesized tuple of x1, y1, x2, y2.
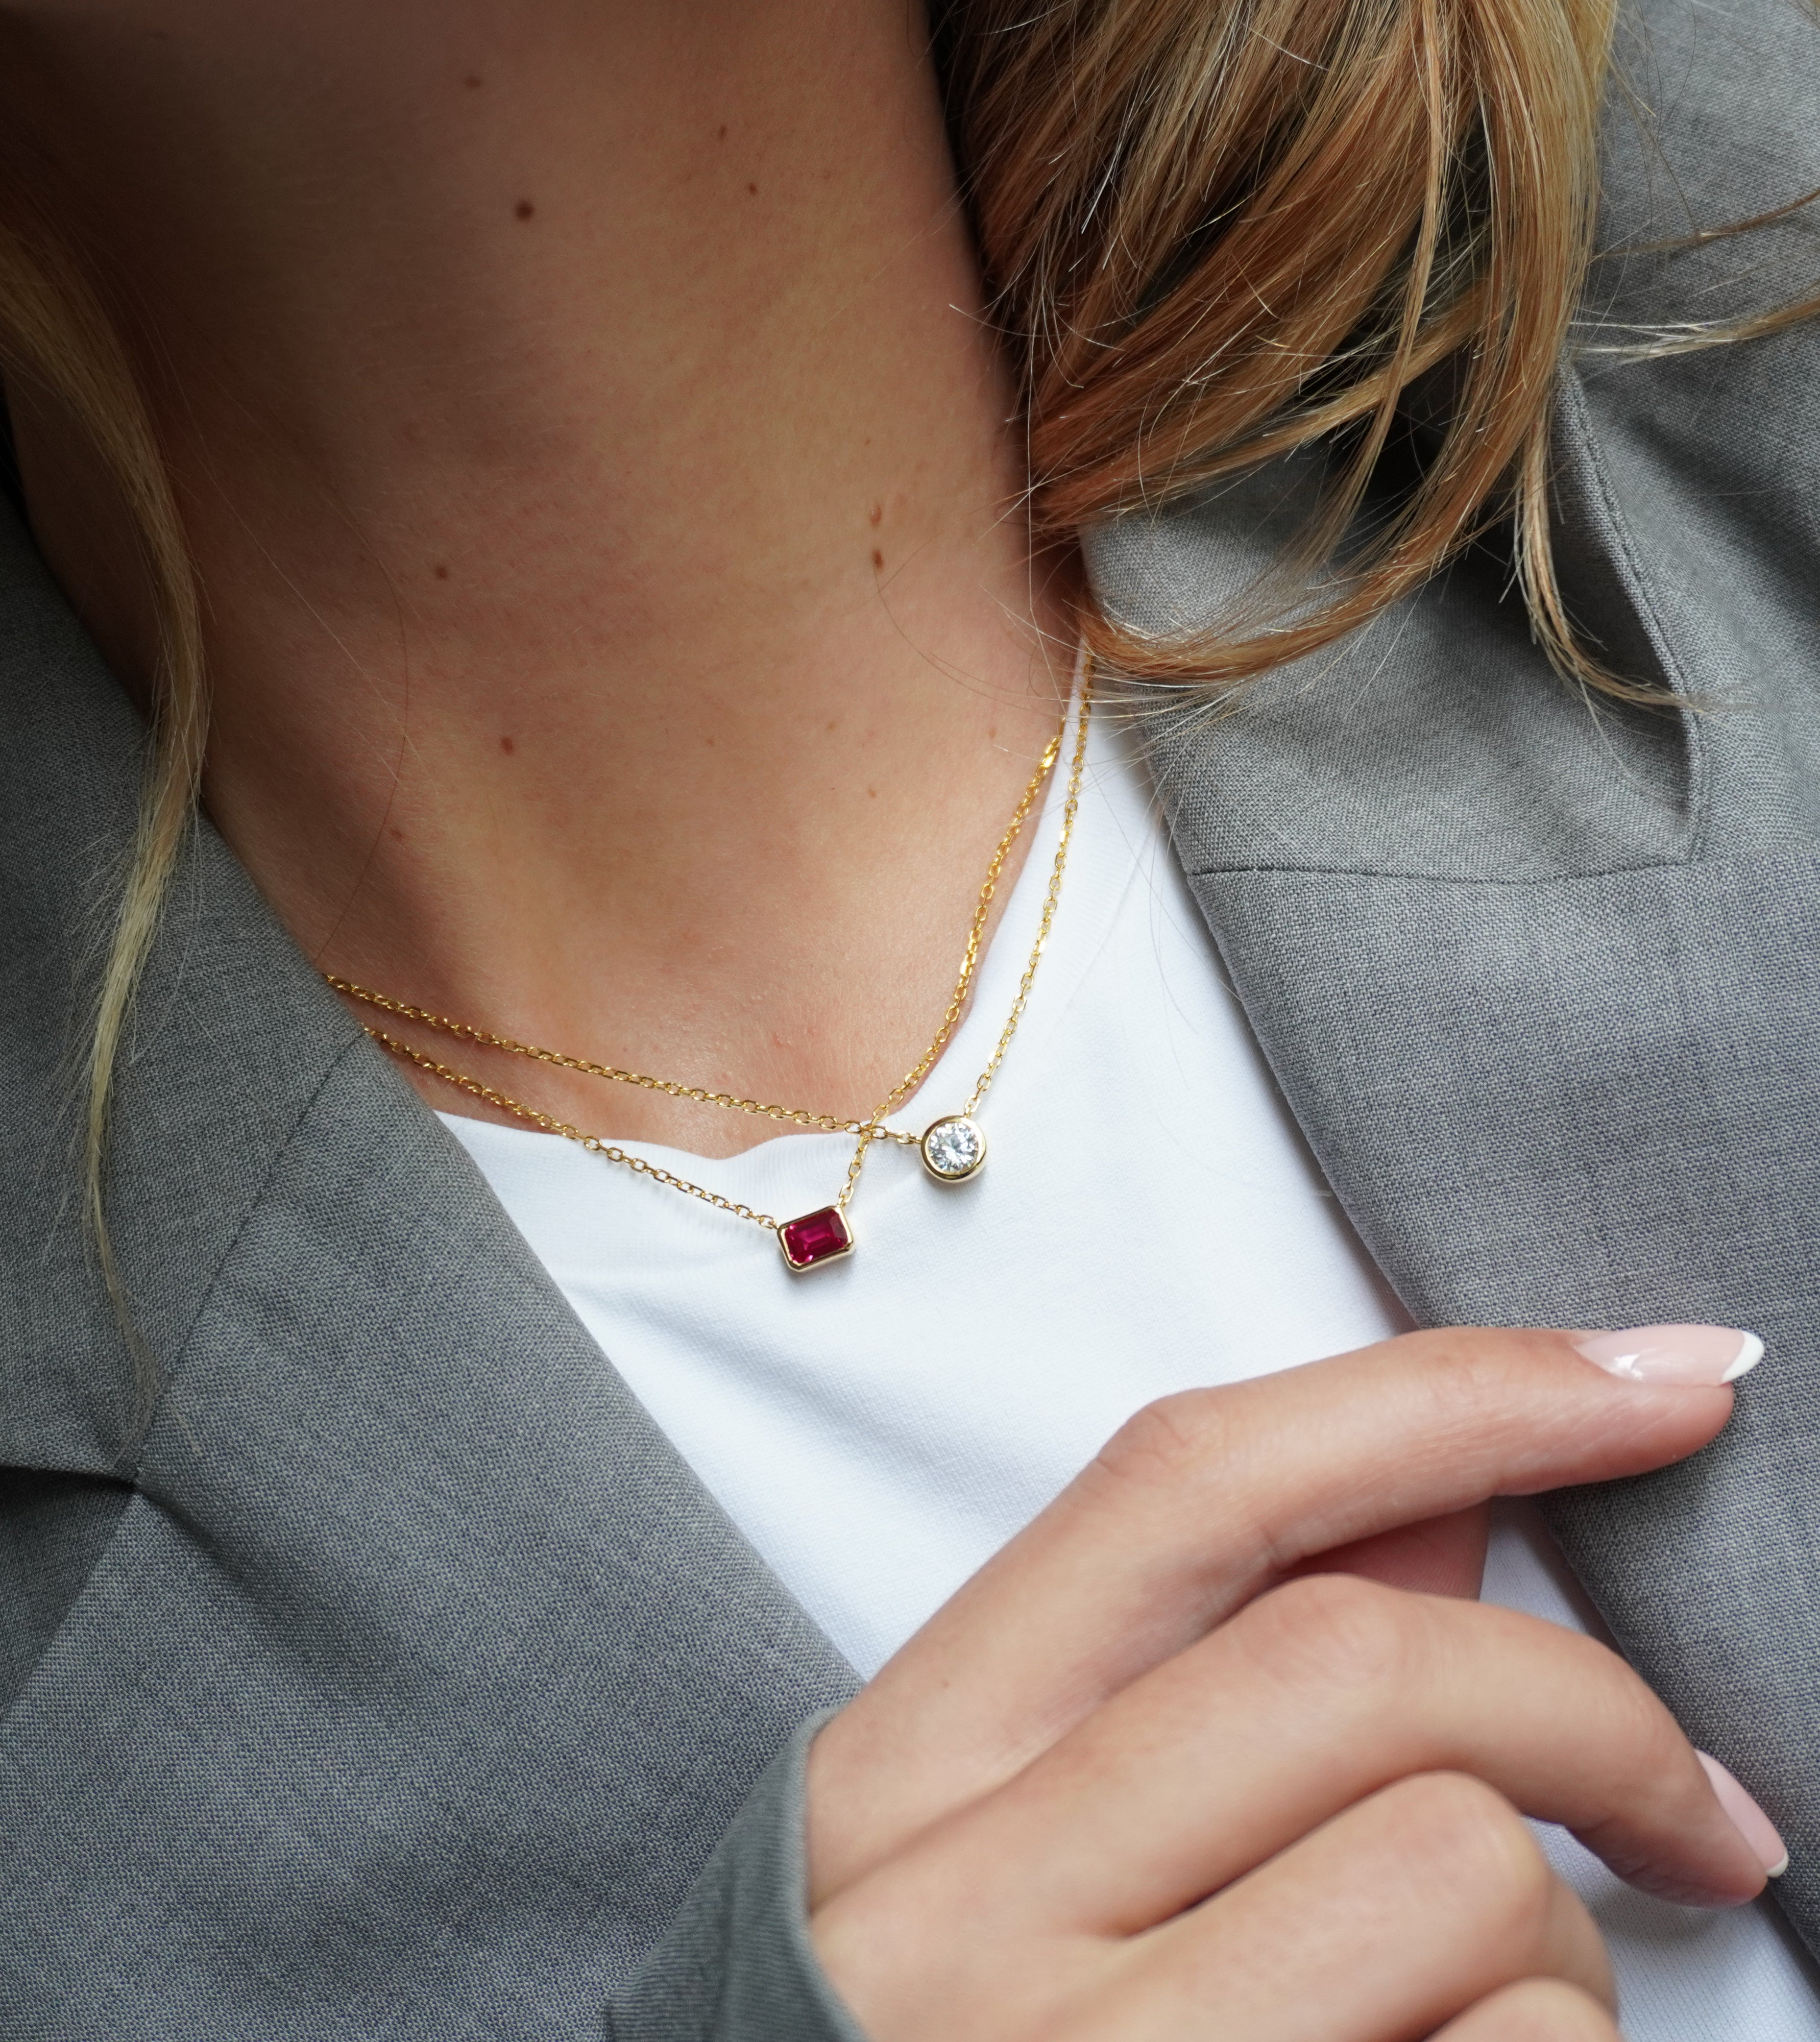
(806, 1325, 1778, 2041)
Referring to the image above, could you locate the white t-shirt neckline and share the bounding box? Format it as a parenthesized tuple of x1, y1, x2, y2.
(444, 703, 1820, 2042)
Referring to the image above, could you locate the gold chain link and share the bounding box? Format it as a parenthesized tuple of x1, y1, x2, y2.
(328, 687, 1069, 1138)
(336, 670, 1093, 1234)
(863, 698, 1069, 1121)
(368, 1029, 788, 1227)
(327, 986, 919, 1143)
(962, 667, 1091, 1119)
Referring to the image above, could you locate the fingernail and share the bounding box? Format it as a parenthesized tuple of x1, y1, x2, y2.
(1572, 1325, 1763, 1386)
(1698, 1752, 1789, 1877)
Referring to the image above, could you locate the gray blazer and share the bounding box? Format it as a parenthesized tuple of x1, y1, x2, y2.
(3, 0, 1817, 2031)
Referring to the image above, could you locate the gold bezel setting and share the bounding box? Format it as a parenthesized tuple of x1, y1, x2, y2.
(920, 1114, 987, 1183)
(778, 1205, 857, 1271)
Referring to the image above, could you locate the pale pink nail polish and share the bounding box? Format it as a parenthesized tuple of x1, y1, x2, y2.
(1698, 1752, 1789, 1877)
(1572, 1325, 1763, 1386)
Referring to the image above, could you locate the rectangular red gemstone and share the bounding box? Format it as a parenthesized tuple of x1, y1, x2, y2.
(778, 1205, 854, 1271)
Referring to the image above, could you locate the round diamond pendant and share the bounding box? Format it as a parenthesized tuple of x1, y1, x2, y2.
(920, 1114, 987, 1183)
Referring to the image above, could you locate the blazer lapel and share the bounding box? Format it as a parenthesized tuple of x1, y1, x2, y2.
(1091, 0, 1820, 1947)
(1099, 349, 1820, 1987)
(0, 506, 855, 2036)
(1138, 745, 1820, 1953)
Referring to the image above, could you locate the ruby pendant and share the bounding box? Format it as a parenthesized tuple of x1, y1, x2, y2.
(778, 1205, 855, 1272)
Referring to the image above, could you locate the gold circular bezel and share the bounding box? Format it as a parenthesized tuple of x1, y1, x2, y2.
(920, 1114, 987, 1183)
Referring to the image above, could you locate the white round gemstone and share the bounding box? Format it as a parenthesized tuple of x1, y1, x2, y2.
(922, 1115, 985, 1180)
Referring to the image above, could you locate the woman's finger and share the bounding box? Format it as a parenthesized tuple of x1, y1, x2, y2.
(1130, 1775, 1616, 2042)
(816, 1772, 1613, 2042)
(1428, 1978, 1622, 2040)
(812, 1323, 1752, 1898)
(963, 1574, 1773, 1932)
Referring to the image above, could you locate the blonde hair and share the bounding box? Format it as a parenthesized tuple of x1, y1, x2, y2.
(0, 201, 203, 1352)
(0, 0, 1811, 1345)
(937, 0, 1814, 692)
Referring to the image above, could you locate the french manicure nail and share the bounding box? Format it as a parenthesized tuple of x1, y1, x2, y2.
(1572, 1325, 1763, 1386)
(1698, 1752, 1789, 1878)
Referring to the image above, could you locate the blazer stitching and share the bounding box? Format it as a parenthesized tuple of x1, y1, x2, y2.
(1181, 852, 1813, 885)
(1559, 366, 1714, 861)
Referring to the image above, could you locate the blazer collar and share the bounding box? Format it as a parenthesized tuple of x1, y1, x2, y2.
(1087, 29, 1820, 1929)
(0, 501, 856, 2019)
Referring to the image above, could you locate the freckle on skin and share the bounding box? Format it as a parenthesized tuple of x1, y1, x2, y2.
(867, 785, 878, 799)
(389, 826, 405, 841)
(464, 74, 483, 89)
(515, 200, 535, 220)
(825, 719, 838, 734)
(871, 549, 884, 570)
(433, 564, 449, 580)
(500, 736, 516, 755)
(716, 125, 728, 141)
(747, 183, 758, 196)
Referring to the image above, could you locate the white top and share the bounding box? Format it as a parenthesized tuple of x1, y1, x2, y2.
(445, 706, 1819, 2039)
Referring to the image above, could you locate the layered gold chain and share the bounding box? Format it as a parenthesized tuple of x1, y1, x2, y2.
(330, 671, 1092, 1249)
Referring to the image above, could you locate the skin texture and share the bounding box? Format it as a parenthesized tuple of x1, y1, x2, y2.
(0, 0, 1071, 1154)
(807, 1330, 1768, 2040)
(0, 8, 1776, 2036)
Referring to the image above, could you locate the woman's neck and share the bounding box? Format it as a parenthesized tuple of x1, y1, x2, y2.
(0, 0, 1073, 1153)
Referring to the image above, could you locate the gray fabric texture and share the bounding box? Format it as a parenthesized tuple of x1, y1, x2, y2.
(1089, 0, 1820, 1961)
(0, 1471, 132, 1703)
(604, 1716, 867, 2042)
(0, 474, 858, 2031)
(2, 0, 1818, 2031)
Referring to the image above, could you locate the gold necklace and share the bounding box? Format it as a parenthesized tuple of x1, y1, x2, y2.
(331, 675, 1091, 1271)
